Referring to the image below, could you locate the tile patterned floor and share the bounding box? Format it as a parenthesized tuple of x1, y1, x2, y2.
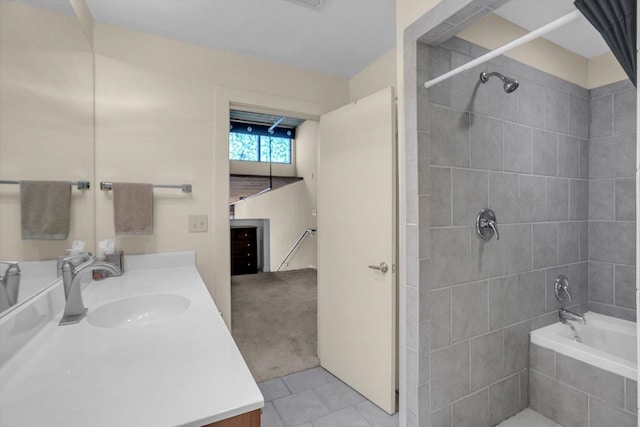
(258, 367, 399, 427)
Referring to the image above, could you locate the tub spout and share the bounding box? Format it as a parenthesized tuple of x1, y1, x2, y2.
(559, 308, 586, 325)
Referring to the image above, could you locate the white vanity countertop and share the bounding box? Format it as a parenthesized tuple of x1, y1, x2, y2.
(0, 252, 263, 427)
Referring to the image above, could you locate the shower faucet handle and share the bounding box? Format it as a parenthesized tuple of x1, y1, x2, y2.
(554, 275, 572, 304)
(476, 209, 499, 241)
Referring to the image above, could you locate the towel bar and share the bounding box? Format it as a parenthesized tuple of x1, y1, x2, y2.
(100, 182, 192, 193)
(0, 180, 90, 189)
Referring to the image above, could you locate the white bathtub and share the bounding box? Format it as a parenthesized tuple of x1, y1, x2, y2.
(530, 311, 637, 381)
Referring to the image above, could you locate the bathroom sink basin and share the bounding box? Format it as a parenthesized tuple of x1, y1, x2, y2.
(88, 294, 190, 328)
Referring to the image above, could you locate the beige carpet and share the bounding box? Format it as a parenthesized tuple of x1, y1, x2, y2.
(231, 268, 319, 382)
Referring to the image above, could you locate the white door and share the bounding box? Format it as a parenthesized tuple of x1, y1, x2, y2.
(317, 87, 397, 414)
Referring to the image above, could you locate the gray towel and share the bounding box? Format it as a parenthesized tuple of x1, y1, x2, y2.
(113, 182, 153, 235)
(20, 180, 71, 240)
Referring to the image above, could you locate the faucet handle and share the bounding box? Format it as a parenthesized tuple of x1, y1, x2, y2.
(0, 261, 20, 275)
(554, 275, 572, 304)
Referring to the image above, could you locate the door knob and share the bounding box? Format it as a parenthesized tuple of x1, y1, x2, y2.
(368, 262, 388, 273)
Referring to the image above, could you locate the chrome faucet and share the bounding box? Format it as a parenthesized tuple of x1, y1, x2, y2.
(60, 256, 122, 325)
(0, 261, 21, 312)
(559, 308, 586, 326)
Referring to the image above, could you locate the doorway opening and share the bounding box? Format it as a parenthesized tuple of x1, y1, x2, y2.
(228, 107, 319, 382)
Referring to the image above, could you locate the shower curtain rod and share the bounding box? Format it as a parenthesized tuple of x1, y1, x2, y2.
(423, 10, 582, 89)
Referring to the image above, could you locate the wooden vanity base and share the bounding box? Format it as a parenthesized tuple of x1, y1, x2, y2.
(204, 409, 261, 427)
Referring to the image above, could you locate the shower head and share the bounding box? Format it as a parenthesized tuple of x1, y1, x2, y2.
(479, 71, 519, 93)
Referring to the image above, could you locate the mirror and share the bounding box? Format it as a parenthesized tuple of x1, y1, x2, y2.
(0, 0, 94, 315)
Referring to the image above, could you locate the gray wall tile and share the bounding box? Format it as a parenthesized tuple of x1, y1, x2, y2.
(431, 406, 451, 427)
(530, 343, 556, 378)
(615, 264, 636, 310)
(579, 221, 589, 262)
(452, 281, 488, 342)
(529, 370, 588, 427)
(431, 341, 470, 410)
(470, 115, 503, 171)
(431, 227, 470, 287)
(532, 129, 557, 177)
(489, 270, 545, 329)
(569, 94, 589, 139)
(590, 94, 613, 139)
(557, 134, 580, 178)
(426, 46, 452, 107)
(430, 168, 452, 227)
(545, 88, 569, 133)
(470, 330, 504, 391)
(452, 169, 488, 226)
(502, 224, 532, 274)
(626, 379, 637, 414)
(449, 52, 487, 113)
(504, 122, 532, 173)
(431, 288, 451, 350)
(489, 374, 520, 426)
(430, 105, 470, 167)
(519, 176, 546, 223)
(615, 178, 635, 221)
(532, 223, 558, 269)
(590, 397, 638, 427)
(520, 370, 529, 409)
(589, 221, 636, 265)
(556, 353, 625, 408)
(557, 222, 579, 265)
(452, 389, 490, 427)
(589, 261, 614, 305)
(589, 134, 636, 179)
(569, 262, 589, 304)
(578, 139, 589, 179)
(504, 321, 531, 375)
(591, 79, 635, 98)
(518, 79, 546, 128)
(489, 172, 519, 224)
(589, 301, 637, 321)
(569, 179, 588, 221)
(470, 228, 503, 280)
(546, 178, 570, 221)
(614, 89, 637, 135)
(589, 179, 615, 220)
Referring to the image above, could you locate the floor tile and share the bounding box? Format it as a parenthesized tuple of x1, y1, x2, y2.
(315, 380, 366, 411)
(273, 389, 330, 426)
(355, 400, 399, 427)
(259, 378, 292, 402)
(281, 367, 337, 394)
(311, 406, 372, 427)
(261, 402, 285, 427)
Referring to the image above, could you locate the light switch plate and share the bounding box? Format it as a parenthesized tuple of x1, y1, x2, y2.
(188, 215, 208, 233)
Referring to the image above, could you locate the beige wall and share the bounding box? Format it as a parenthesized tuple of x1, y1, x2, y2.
(0, 1, 95, 261)
(94, 23, 348, 325)
(349, 48, 397, 102)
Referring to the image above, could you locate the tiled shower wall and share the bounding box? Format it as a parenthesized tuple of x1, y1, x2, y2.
(588, 80, 637, 321)
(418, 37, 591, 427)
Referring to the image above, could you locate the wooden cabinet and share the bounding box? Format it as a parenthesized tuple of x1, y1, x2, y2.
(204, 409, 261, 427)
(230, 226, 258, 276)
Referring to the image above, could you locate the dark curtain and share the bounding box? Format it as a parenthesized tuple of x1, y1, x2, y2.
(574, 0, 636, 86)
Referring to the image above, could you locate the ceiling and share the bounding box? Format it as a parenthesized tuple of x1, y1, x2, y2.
(493, 0, 610, 59)
(83, 0, 396, 79)
(15, 0, 609, 77)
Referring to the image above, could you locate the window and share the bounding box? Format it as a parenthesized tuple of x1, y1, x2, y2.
(229, 133, 292, 164)
(229, 122, 293, 164)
